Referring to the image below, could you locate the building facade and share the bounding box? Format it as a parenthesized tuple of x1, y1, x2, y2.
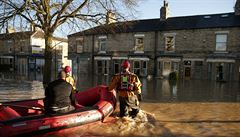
(0, 29, 69, 80)
(68, 0, 240, 82)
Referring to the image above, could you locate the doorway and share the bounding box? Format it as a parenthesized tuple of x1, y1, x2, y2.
(133, 61, 140, 76)
(96, 60, 109, 75)
(184, 67, 191, 79)
(216, 63, 224, 81)
(162, 61, 171, 77)
(114, 62, 120, 74)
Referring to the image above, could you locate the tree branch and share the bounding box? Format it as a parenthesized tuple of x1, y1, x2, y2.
(51, 0, 89, 30)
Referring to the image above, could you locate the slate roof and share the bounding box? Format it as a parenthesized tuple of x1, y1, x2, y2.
(69, 12, 240, 37)
(0, 30, 67, 42)
(0, 31, 34, 40)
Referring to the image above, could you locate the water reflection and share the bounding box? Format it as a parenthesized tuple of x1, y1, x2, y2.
(0, 75, 240, 137)
(0, 74, 239, 103)
(75, 75, 240, 103)
(0, 80, 44, 102)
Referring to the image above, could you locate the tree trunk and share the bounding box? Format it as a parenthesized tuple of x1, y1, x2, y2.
(43, 33, 54, 88)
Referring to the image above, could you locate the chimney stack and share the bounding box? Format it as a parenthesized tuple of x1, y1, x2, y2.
(6, 27, 15, 33)
(30, 23, 36, 32)
(160, 0, 170, 20)
(106, 10, 116, 24)
(235, 0, 240, 15)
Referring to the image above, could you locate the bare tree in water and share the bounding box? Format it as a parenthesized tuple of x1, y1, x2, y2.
(0, 0, 138, 87)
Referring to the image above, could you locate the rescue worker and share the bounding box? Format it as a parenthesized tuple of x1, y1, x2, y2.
(63, 66, 77, 92)
(108, 60, 142, 118)
(44, 71, 76, 114)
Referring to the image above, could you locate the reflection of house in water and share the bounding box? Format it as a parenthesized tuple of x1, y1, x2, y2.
(0, 28, 69, 80)
(68, 0, 240, 82)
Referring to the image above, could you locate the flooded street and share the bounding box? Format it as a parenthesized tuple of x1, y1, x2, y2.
(0, 75, 240, 137)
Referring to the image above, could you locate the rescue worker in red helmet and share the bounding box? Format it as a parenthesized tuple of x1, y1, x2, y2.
(108, 60, 142, 118)
(63, 66, 77, 92)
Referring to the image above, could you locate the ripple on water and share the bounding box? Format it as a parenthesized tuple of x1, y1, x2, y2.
(0, 80, 44, 102)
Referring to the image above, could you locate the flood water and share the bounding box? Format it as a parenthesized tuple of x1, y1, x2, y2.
(76, 75, 240, 103)
(0, 75, 240, 137)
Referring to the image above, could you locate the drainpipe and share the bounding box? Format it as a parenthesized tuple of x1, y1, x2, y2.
(154, 31, 158, 77)
(91, 35, 95, 75)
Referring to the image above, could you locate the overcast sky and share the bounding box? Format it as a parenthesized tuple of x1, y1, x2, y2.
(135, 0, 236, 19)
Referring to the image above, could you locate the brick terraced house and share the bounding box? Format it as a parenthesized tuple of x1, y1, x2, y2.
(0, 28, 69, 80)
(68, 0, 240, 82)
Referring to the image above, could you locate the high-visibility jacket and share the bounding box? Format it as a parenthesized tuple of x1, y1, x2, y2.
(65, 74, 76, 91)
(109, 71, 141, 97)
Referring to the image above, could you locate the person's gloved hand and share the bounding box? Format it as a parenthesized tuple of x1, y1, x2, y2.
(137, 94, 142, 101)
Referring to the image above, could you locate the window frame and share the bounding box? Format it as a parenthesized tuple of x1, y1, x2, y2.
(215, 33, 228, 52)
(76, 37, 84, 53)
(98, 36, 107, 52)
(164, 33, 176, 52)
(134, 34, 144, 53)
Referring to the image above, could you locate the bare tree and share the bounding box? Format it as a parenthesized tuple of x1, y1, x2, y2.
(0, 0, 138, 87)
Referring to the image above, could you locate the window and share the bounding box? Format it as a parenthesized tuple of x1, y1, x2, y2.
(76, 37, 84, 53)
(135, 37, 144, 52)
(165, 36, 175, 51)
(98, 36, 107, 52)
(216, 34, 227, 51)
(97, 61, 102, 73)
(142, 61, 147, 69)
(141, 61, 148, 76)
(133, 61, 140, 75)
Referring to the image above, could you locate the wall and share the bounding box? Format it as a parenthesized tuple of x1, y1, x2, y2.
(68, 26, 240, 81)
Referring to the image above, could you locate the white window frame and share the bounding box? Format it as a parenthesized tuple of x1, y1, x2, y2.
(215, 32, 228, 52)
(98, 36, 107, 53)
(134, 34, 144, 53)
(164, 33, 176, 52)
(76, 37, 84, 53)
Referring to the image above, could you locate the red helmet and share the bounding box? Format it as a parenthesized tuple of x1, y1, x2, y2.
(64, 66, 71, 73)
(121, 60, 130, 69)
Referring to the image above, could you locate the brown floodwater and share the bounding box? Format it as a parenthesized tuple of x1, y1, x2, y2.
(0, 75, 240, 137)
(33, 102, 240, 137)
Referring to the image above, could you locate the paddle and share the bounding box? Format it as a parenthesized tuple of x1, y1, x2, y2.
(0, 103, 44, 111)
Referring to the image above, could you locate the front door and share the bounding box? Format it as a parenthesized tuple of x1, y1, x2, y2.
(163, 61, 171, 77)
(216, 63, 224, 81)
(133, 61, 140, 76)
(184, 67, 191, 79)
(96, 60, 109, 75)
(114, 62, 120, 74)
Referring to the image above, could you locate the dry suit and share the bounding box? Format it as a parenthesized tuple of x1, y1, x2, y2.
(109, 71, 142, 118)
(65, 74, 77, 92)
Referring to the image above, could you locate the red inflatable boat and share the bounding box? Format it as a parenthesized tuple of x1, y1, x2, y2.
(0, 85, 116, 137)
